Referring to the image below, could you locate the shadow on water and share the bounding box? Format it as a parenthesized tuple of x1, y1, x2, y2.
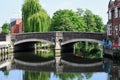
(61, 52, 102, 64)
(14, 50, 54, 62)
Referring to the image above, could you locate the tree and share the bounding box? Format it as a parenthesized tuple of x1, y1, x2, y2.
(76, 8, 84, 17)
(50, 9, 86, 32)
(76, 8, 104, 32)
(76, 9, 104, 52)
(93, 15, 104, 32)
(22, 0, 50, 32)
(83, 9, 96, 32)
(2, 23, 9, 34)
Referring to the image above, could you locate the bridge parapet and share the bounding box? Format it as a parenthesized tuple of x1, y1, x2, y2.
(0, 34, 6, 41)
(12, 32, 55, 44)
(62, 32, 105, 43)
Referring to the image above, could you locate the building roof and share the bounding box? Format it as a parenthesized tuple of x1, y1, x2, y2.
(10, 18, 22, 26)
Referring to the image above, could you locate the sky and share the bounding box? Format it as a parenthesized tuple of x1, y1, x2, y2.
(0, 0, 110, 27)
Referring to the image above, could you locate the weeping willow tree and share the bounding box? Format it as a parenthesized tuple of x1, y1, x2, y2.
(22, 0, 50, 32)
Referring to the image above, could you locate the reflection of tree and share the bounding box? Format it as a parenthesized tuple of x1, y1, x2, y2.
(84, 73, 93, 79)
(54, 73, 79, 80)
(54, 73, 93, 80)
(24, 71, 50, 80)
(4, 71, 9, 76)
(36, 49, 54, 58)
(78, 73, 93, 80)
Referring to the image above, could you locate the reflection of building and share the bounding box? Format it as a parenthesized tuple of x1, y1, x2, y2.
(107, 0, 120, 47)
(10, 18, 23, 33)
(109, 66, 120, 80)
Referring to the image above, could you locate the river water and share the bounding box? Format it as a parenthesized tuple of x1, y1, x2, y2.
(0, 47, 119, 80)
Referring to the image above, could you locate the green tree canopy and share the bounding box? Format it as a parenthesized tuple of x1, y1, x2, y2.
(22, 0, 50, 32)
(77, 8, 104, 32)
(2, 23, 9, 34)
(83, 9, 97, 32)
(50, 9, 86, 31)
(94, 15, 104, 32)
(50, 8, 104, 32)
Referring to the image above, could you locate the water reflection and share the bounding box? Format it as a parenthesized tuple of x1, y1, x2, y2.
(24, 71, 51, 80)
(14, 50, 54, 62)
(0, 70, 108, 80)
(0, 47, 120, 80)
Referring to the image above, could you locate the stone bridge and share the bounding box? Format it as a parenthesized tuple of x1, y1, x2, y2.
(12, 31, 105, 45)
(11, 31, 105, 52)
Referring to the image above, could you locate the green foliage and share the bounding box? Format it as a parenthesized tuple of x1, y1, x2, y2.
(83, 9, 96, 32)
(77, 8, 104, 32)
(75, 8, 104, 56)
(50, 9, 86, 31)
(2, 23, 9, 34)
(94, 15, 104, 32)
(22, 0, 50, 32)
(50, 8, 104, 33)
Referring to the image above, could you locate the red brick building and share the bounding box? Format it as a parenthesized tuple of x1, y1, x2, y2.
(107, 0, 120, 47)
(10, 19, 23, 33)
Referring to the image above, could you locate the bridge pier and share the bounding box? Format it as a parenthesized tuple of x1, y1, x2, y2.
(55, 32, 63, 73)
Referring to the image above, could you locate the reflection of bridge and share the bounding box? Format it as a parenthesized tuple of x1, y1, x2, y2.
(12, 59, 107, 73)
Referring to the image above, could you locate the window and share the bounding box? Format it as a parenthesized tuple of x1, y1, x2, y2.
(119, 38, 120, 46)
(118, 8, 120, 17)
(119, 24, 120, 31)
(108, 10, 112, 20)
(115, 26, 118, 35)
(107, 24, 112, 35)
(115, 7, 118, 18)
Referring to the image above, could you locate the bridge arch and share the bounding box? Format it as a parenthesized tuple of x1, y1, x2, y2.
(61, 32, 105, 45)
(61, 38, 101, 45)
(14, 39, 54, 52)
(14, 38, 54, 45)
